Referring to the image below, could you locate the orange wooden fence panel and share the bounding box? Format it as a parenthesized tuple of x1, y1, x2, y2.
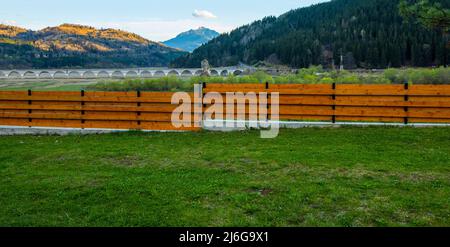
(203, 83, 450, 124)
(1, 83, 450, 131)
(0, 90, 199, 131)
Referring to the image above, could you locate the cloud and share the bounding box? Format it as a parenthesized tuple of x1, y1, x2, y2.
(1, 20, 18, 26)
(192, 10, 217, 19)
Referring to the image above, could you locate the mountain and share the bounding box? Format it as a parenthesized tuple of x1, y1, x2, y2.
(171, 0, 449, 69)
(0, 24, 186, 69)
(163, 27, 219, 52)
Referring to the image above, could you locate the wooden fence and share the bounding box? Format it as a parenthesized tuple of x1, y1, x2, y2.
(204, 83, 450, 124)
(0, 83, 450, 131)
(0, 91, 199, 131)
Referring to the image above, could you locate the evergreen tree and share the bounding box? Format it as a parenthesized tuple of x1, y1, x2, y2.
(172, 0, 449, 69)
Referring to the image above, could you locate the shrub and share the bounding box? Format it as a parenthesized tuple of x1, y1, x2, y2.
(252, 71, 274, 83)
(383, 68, 399, 83)
(319, 77, 334, 84)
(436, 66, 450, 85)
(86, 67, 449, 91)
(338, 74, 360, 84)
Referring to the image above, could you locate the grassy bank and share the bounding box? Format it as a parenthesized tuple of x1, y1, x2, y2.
(86, 66, 450, 92)
(0, 127, 449, 226)
(1, 67, 448, 92)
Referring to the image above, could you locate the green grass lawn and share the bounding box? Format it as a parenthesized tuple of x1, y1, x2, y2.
(0, 79, 104, 91)
(0, 127, 449, 227)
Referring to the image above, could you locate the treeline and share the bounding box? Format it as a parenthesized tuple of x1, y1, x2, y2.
(0, 23, 186, 69)
(171, 0, 449, 69)
(0, 42, 183, 69)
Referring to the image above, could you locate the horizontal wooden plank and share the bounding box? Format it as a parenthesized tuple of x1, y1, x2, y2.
(29, 119, 83, 128)
(0, 112, 79, 120)
(408, 85, 450, 96)
(204, 104, 264, 112)
(278, 95, 333, 105)
(139, 121, 200, 131)
(410, 85, 450, 90)
(334, 98, 450, 108)
(335, 106, 406, 117)
(407, 108, 450, 119)
(0, 118, 30, 126)
(82, 120, 139, 130)
(267, 88, 334, 95)
(205, 83, 266, 90)
(337, 84, 404, 90)
(0, 118, 200, 130)
(0, 91, 28, 96)
(0, 104, 201, 113)
(409, 118, 450, 123)
(0, 112, 185, 122)
(277, 115, 332, 121)
(0, 100, 28, 105)
(203, 96, 450, 107)
(84, 92, 138, 97)
(0, 109, 29, 114)
(335, 96, 404, 107)
(269, 84, 332, 90)
(0, 95, 181, 103)
(84, 102, 137, 106)
(205, 112, 265, 120)
(336, 85, 406, 96)
(409, 96, 450, 102)
(31, 91, 82, 96)
(278, 106, 334, 116)
(204, 88, 269, 94)
(336, 116, 404, 123)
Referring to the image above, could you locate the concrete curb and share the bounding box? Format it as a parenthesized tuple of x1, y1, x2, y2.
(1, 121, 450, 136)
(0, 126, 184, 136)
(202, 120, 450, 131)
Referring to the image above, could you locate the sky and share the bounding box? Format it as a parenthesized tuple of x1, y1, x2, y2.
(0, 0, 329, 42)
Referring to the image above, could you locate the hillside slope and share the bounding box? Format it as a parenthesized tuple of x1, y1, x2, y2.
(0, 24, 186, 69)
(163, 27, 219, 52)
(171, 0, 449, 69)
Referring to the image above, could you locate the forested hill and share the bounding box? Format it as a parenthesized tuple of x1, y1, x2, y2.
(171, 0, 449, 69)
(163, 27, 219, 52)
(0, 24, 186, 69)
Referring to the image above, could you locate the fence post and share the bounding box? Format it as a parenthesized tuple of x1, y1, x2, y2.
(201, 82, 206, 127)
(332, 83, 336, 124)
(202, 82, 206, 106)
(81, 90, 85, 129)
(266, 81, 270, 123)
(404, 81, 409, 125)
(137, 90, 141, 128)
(28, 89, 32, 127)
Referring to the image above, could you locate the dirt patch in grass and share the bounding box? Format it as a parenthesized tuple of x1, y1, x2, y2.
(108, 155, 143, 167)
(247, 188, 274, 197)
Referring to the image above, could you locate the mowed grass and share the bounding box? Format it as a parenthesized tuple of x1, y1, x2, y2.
(0, 79, 103, 91)
(0, 127, 449, 227)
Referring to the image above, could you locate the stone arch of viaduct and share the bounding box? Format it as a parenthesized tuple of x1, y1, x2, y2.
(0, 68, 244, 79)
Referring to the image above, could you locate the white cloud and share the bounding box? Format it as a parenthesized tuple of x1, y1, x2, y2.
(192, 10, 217, 19)
(0, 20, 18, 26)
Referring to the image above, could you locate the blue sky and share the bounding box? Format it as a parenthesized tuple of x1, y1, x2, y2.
(1, 0, 328, 41)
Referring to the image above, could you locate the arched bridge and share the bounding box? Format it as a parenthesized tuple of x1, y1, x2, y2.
(0, 67, 245, 79)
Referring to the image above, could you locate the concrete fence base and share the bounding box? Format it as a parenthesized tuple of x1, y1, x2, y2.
(1, 120, 450, 136)
(202, 120, 450, 131)
(0, 126, 184, 136)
